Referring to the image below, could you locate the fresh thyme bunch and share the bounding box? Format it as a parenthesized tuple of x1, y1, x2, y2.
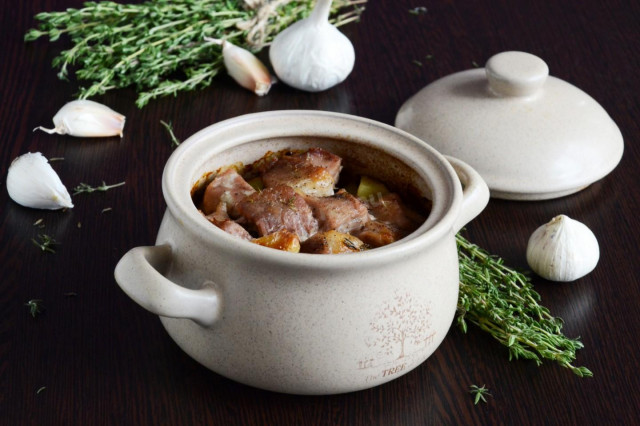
(25, 0, 366, 107)
(456, 233, 593, 377)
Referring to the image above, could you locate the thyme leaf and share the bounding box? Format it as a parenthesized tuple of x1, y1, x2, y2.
(456, 233, 592, 377)
(25, 299, 44, 317)
(32, 234, 58, 253)
(408, 6, 428, 15)
(73, 181, 125, 196)
(469, 384, 491, 405)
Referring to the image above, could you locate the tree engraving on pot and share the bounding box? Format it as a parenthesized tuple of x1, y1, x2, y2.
(359, 291, 435, 377)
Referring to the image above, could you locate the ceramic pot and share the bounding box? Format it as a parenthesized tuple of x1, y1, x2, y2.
(114, 110, 489, 395)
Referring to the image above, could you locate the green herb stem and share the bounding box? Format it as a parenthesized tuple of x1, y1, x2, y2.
(456, 233, 592, 377)
(73, 181, 125, 195)
(25, 299, 44, 317)
(26, 0, 367, 107)
(469, 384, 491, 405)
(160, 120, 181, 147)
(32, 234, 59, 253)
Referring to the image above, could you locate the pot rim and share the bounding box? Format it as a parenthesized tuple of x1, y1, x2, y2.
(161, 110, 463, 269)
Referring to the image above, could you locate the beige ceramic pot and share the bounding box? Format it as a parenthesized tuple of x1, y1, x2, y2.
(114, 110, 489, 395)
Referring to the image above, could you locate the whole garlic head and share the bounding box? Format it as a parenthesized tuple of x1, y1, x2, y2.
(269, 0, 355, 92)
(526, 215, 599, 282)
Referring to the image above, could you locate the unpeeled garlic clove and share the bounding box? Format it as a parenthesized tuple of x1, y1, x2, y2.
(526, 214, 599, 282)
(6, 152, 74, 210)
(34, 99, 125, 137)
(206, 37, 272, 96)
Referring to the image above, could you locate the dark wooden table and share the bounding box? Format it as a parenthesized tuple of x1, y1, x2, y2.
(2, 0, 639, 424)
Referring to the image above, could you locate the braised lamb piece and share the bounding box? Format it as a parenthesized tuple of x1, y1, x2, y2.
(194, 147, 427, 253)
(237, 185, 318, 241)
(202, 168, 256, 218)
(262, 148, 342, 197)
(203, 203, 253, 241)
(364, 193, 424, 232)
(304, 189, 370, 234)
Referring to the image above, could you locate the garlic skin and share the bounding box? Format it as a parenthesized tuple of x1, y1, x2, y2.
(6, 152, 74, 210)
(269, 0, 355, 92)
(526, 215, 599, 282)
(35, 100, 125, 137)
(205, 38, 272, 96)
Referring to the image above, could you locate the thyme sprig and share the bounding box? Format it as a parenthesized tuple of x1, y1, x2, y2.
(25, 299, 44, 317)
(32, 234, 59, 253)
(160, 120, 181, 148)
(73, 181, 125, 195)
(456, 234, 592, 377)
(25, 0, 366, 107)
(469, 384, 491, 405)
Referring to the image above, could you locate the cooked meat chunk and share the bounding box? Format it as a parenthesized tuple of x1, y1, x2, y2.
(353, 220, 404, 248)
(262, 148, 342, 196)
(252, 230, 301, 253)
(365, 193, 425, 232)
(304, 189, 370, 233)
(202, 168, 256, 217)
(301, 147, 343, 182)
(203, 205, 252, 241)
(301, 231, 366, 254)
(195, 147, 432, 254)
(237, 185, 318, 240)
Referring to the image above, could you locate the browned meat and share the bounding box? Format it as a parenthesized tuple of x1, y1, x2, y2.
(262, 148, 342, 196)
(202, 168, 256, 217)
(353, 220, 404, 248)
(365, 193, 425, 232)
(203, 205, 252, 241)
(301, 148, 343, 182)
(252, 230, 301, 253)
(304, 189, 370, 233)
(237, 185, 318, 240)
(300, 231, 366, 254)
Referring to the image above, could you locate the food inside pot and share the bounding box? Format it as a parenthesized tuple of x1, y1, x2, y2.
(192, 147, 430, 253)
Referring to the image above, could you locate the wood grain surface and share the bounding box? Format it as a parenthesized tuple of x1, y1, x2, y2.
(1, 0, 639, 424)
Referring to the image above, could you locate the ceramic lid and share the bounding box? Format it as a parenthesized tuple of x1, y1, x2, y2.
(395, 51, 624, 200)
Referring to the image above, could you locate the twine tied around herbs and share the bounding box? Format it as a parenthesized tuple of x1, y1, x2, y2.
(238, 0, 296, 48)
(238, 0, 367, 49)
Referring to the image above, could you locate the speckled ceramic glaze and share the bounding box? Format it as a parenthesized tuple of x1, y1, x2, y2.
(114, 110, 489, 395)
(395, 51, 624, 200)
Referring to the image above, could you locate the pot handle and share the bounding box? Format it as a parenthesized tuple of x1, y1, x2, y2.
(114, 244, 220, 328)
(445, 156, 490, 233)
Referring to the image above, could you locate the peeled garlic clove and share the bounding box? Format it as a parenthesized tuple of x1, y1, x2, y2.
(526, 215, 599, 282)
(206, 37, 272, 96)
(6, 152, 74, 210)
(34, 100, 125, 137)
(269, 0, 355, 92)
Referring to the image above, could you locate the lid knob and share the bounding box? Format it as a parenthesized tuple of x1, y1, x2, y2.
(486, 51, 549, 97)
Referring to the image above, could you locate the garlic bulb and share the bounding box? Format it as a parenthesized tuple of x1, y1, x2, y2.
(35, 100, 125, 137)
(269, 0, 355, 92)
(526, 215, 599, 282)
(205, 37, 272, 96)
(6, 152, 74, 210)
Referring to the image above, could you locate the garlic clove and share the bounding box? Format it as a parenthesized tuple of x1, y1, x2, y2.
(526, 214, 599, 282)
(6, 152, 74, 210)
(205, 37, 272, 96)
(34, 100, 125, 137)
(269, 0, 355, 92)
